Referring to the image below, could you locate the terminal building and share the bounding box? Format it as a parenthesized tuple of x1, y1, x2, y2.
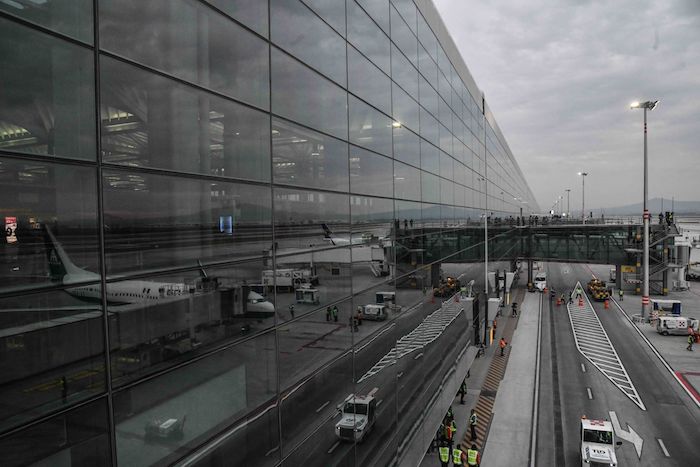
(0, 1, 538, 465)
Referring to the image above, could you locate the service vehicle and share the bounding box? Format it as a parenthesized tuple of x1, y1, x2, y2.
(334, 394, 376, 442)
(587, 279, 610, 301)
(375, 291, 396, 304)
(534, 272, 547, 292)
(580, 417, 621, 466)
(656, 316, 699, 336)
(144, 415, 186, 441)
(261, 268, 318, 291)
(358, 304, 389, 321)
(295, 286, 320, 305)
(651, 298, 682, 316)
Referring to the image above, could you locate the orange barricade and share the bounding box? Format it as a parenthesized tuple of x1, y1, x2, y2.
(578, 297, 584, 307)
(604, 299, 609, 309)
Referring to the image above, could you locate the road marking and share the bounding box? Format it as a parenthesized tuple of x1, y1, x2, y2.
(609, 411, 643, 459)
(586, 387, 593, 399)
(316, 401, 330, 413)
(581, 363, 586, 373)
(265, 446, 279, 457)
(327, 441, 340, 454)
(377, 399, 383, 407)
(657, 438, 670, 457)
(567, 281, 646, 410)
(368, 387, 379, 397)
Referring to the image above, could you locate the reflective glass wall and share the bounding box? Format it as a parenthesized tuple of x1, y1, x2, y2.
(0, 1, 538, 465)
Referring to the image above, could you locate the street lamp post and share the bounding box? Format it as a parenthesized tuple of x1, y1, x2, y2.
(578, 172, 588, 223)
(565, 189, 571, 220)
(631, 100, 659, 319)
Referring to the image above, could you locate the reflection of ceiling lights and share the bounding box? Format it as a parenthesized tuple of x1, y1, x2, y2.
(311, 152, 320, 156)
(392, 121, 402, 128)
(272, 129, 280, 135)
(291, 138, 307, 144)
(275, 162, 296, 168)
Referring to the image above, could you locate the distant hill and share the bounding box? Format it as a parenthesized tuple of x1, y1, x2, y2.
(593, 198, 700, 216)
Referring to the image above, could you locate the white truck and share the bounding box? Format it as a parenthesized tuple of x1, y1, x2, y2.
(358, 304, 388, 321)
(656, 316, 699, 336)
(534, 272, 547, 292)
(334, 394, 377, 443)
(580, 417, 621, 466)
(261, 268, 318, 291)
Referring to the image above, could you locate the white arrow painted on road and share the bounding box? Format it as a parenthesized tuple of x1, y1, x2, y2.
(609, 411, 643, 459)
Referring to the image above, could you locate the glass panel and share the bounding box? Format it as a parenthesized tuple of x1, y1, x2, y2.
(274, 187, 349, 249)
(271, 48, 348, 139)
(348, 46, 391, 115)
(419, 75, 439, 118)
(438, 69, 452, 105)
(440, 152, 454, 180)
(0, 18, 95, 160)
(0, 289, 105, 433)
(391, 45, 418, 97)
(350, 146, 393, 197)
(279, 307, 353, 454)
(439, 95, 452, 128)
(394, 161, 420, 201)
(419, 107, 439, 146)
(0, 398, 110, 467)
(420, 139, 439, 175)
(113, 331, 278, 467)
(0, 158, 99, 294)
(101, 57, 270, 182)
(272, 118, 349, 192)
(390, 5, 417, 66)
(441, 178, 454, 205)
(347, 0, 390, 74)
(349, 96, 393, 157)
(100, 0, 270, 109)
(439, 123, 453, 154)
(108, 260, 275, 387)
(437, 45, 451, 80)
(393, 0, 417, 32)
(421, 171, 439, 203)
(418, 43, 438, 90)
(271, 0, 347, 86)
(302, 0, 346, 36)
(356, 0, 389, 33)
(392, 126, 420, 167)
(391, 84, 418, 134)
(102, 171, 271, 276)
(205, 0, 268, 36)
(0, 0, 92, 43)
(417, 12, 437, 60)
(351, 195, 393, 289)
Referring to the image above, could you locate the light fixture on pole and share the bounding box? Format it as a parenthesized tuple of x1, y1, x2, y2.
(565, 189, 571, 219)
(631, 99, 659, 319)
(578, 172, 588, 223)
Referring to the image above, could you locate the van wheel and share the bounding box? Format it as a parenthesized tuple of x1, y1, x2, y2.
(662, 331, 669, 336)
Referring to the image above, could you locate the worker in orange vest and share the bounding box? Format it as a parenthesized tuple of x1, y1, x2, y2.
(499, 337, 507, 356)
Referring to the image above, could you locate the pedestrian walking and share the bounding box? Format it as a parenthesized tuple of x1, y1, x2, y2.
(458, 379, 467, 404)
(688, 334, 695, 351)
(452, 446, 466, 465)
(332, 305, 339, 322)
(288, 304, 295, 319)
(511, 302, 518, 317)
(444, 419, 456, 447)
(326, 306, 331, 321)
(469, 409, 478, 441)
(438, 442, 450, 467)
(499, 337, 507, 356)
(618, 289, 623, 301)
(466, 444, 481, 466)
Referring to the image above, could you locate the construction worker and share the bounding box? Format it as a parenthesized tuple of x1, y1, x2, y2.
(511, 302, 518, 317)
(445, 419, 456, 447)
(618, 289, 623, 301)
(458, 378, 467, 404)
(438, 442, 450, 467)
(688, 334, 695, 351)
(469, 409, 478, 441)
(326, 306, 331, 321)
(452, 446, 466, 465)
(288, 304, 295, 319)
(499, 337, 507, 356)
(467, 444, 480, 466)
(332, 305, 339, 322)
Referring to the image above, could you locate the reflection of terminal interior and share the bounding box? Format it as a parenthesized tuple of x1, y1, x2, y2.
(0, 1, 538, 465)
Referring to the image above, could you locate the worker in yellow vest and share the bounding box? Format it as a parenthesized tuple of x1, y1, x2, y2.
(438, 443, 450, 467)
(452, 446, 466, 465)
(467, 444, 481, 466)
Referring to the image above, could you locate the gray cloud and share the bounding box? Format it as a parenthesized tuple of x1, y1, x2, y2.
(435, 0, 700, 213)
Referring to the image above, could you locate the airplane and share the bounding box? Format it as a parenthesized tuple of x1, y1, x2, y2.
(43, 226, 275, 317)
(321, 223, 390, 247)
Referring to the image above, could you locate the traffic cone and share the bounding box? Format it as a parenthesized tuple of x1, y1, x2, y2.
(578, 297, 583, 307)
(543, 286, 548, 294)
(604, 299, 609, 309)
(556, 298, 561, 306)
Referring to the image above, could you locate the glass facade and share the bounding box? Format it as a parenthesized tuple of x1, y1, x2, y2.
(0, 1, 538, 466)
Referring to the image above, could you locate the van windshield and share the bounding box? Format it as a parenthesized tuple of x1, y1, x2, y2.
(583, 429, 613, 444)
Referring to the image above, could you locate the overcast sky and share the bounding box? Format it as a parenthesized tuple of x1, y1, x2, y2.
(435, 0, 700, 214)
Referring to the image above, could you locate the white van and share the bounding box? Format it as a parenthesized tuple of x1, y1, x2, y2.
(656, 316, 699, 336)
(534, 272, 547, 292)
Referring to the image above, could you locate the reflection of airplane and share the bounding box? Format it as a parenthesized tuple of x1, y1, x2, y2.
(44, 227, 275, 316)
(322, 224, 388, 247)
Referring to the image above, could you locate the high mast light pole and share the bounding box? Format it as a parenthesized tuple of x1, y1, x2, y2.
(578, 172, 588, 224)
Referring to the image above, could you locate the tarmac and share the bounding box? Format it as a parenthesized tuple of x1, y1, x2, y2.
(420, 262, 700, 466)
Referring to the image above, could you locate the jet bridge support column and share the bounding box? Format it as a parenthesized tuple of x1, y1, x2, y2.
(527, 259, 533, 288)
(616, 265, 623, 290)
